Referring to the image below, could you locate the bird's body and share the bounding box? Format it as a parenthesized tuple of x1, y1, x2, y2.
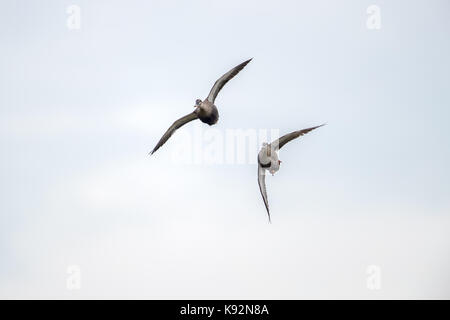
(257, 124, 325, 222)
(195, 99, 219, 126)
(150, 58, 252, 155)
(258, 144, 280, 174)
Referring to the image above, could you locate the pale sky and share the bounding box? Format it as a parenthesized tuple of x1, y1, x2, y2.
(1, 0, 449, 299)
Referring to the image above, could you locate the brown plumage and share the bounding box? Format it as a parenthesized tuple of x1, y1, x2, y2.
(150, 58, 252, 155)
(149, 112, 198, 155)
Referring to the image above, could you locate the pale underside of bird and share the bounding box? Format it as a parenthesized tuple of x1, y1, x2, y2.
(149, 58, 252, 155)
(257, 124, 325, 222)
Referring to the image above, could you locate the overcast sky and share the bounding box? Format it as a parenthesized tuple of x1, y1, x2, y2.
(1, 0, 449, 299)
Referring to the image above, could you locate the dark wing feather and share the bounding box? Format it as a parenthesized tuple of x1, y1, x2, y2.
(149, 112, 198, 155)
(270, 124, 325, 151)
(206, 58, 252, 103)
(258, 164, 271, 223)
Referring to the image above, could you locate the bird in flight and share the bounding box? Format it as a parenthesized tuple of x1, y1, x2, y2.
(257, 124, 325, 222)
(149, 58, 252, 155)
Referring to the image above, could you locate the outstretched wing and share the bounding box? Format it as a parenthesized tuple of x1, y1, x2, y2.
(258, 164, 271, 223)
(271, 124, 325, 151)
(149, 112, 198, 155)
(206, 58, 252, 103)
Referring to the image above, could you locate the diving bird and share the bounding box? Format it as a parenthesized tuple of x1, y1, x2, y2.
(149, 58, 252, 155)
(257, 124, 325, 222)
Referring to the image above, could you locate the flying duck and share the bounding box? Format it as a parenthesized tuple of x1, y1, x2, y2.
(257, 124, 325, 222)
(149, 58, 252, 155)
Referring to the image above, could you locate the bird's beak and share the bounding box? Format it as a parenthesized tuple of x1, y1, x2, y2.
(278, 160, 282, 165)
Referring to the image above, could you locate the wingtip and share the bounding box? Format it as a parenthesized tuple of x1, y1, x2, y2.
(313, 123, 327, 130)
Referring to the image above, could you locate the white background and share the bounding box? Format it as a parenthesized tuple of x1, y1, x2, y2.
(0, 0, 449, 298)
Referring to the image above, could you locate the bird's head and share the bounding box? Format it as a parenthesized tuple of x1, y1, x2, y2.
(194, 99, 202, 107)
(269, 160, 282, 176)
